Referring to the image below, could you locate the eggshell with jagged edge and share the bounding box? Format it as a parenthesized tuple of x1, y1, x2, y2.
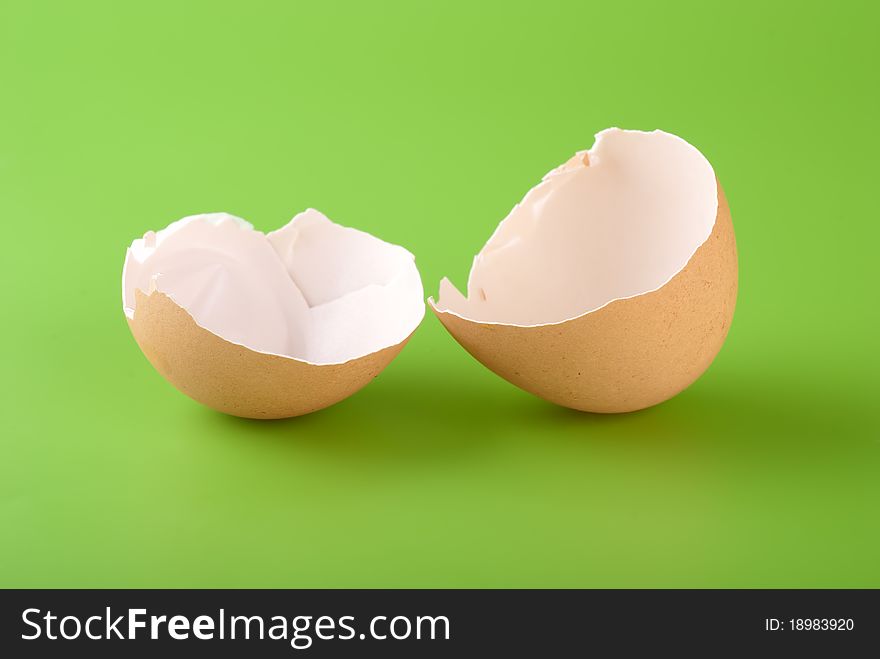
(430, 129, 737, 413)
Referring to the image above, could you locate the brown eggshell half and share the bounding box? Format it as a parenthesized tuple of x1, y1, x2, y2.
(430, 182, 737, 413)
(128, 289, 411, 419)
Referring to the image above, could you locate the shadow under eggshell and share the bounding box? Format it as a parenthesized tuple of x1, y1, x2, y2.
(128, 289, 411, 419)
(431, 182, 737, 413)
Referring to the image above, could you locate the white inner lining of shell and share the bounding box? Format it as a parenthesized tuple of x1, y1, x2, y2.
(123, 210, 425, 365)
(432, 128, 718, 326)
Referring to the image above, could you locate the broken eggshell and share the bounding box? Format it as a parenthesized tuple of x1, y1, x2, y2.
(430, 128, 737, 413)
(123, 210, 424, 419)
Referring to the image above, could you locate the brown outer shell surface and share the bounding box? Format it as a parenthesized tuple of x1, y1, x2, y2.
(128, 289, 410, 419)
(432, 181, 738, 413)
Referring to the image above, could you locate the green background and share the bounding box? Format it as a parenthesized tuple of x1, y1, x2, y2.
(2, 1, 878, 588)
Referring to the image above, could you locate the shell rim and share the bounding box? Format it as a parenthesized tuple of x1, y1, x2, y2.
(429, 129, 722, 330)
(127, 281, 424, 369)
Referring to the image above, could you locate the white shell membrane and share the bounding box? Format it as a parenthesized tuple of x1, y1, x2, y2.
(434, 128, 718, 326)
(123, 210, 425, 365)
